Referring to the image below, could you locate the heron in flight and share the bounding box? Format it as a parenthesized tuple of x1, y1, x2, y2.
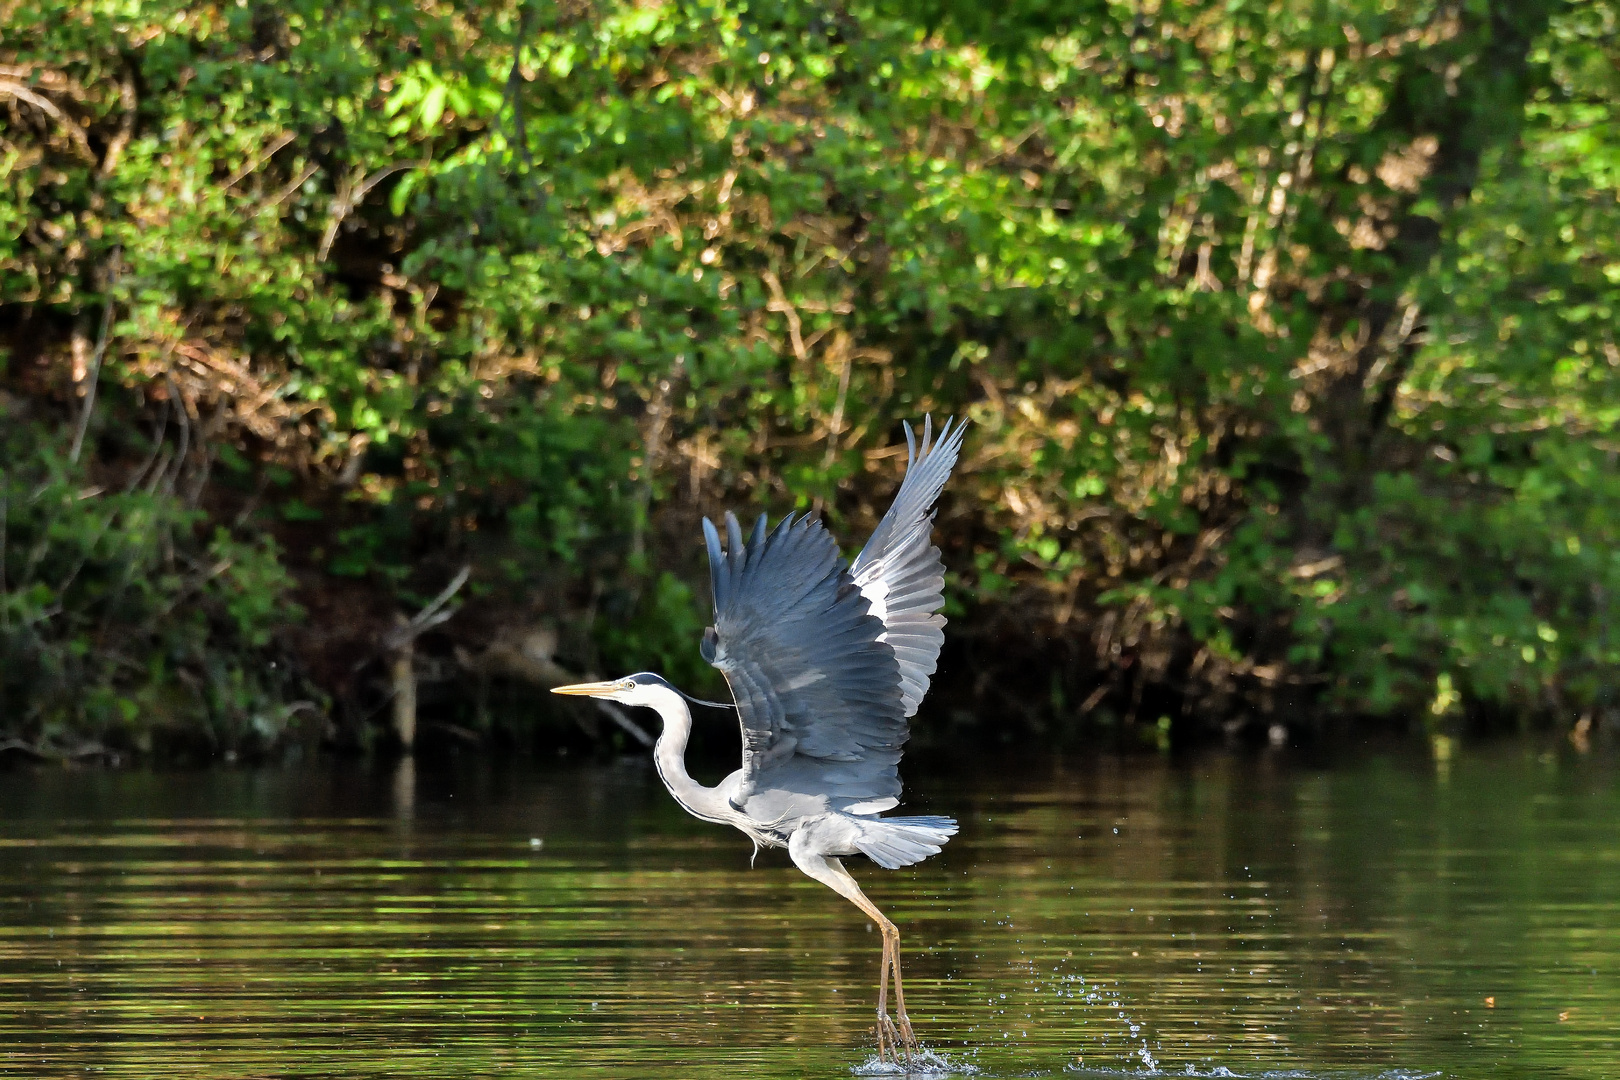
(553, 416, 965, 1062)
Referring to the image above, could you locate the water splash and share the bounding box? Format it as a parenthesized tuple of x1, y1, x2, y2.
(1048, 972, 1162, 1070)
(852, 1048, 979, 1077)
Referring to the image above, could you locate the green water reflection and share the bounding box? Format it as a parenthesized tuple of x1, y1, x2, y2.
(0, 744, 1615, 1078)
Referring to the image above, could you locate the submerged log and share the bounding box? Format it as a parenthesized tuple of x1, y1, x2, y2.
(457, 625, 653, 747)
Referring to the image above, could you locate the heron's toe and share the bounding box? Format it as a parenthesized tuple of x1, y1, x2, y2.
(875, 1011, 901, 1062)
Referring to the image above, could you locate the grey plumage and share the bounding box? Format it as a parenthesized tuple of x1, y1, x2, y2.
(851, 415, 966, 717)
(701, 415, 966, 813)
(703, 511, 905, 808)
(850, 814, 960, 869)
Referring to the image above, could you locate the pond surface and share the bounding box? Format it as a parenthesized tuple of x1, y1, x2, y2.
(0, 741, 1615, 1079)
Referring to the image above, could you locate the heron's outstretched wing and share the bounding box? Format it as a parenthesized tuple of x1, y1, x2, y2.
(701, 511, 906, 806)
(850, 416, 966, 717)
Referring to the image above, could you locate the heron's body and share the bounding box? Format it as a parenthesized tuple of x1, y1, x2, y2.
(555, 417, 966, 1062)
(639, 678, 958, 864)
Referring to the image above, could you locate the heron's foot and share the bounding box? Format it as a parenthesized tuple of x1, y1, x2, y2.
(875, 1010, 902, 1063)
(895, 1009, 918, 1058)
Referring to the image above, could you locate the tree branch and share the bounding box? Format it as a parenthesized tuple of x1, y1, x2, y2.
(69, 247, 122, 465)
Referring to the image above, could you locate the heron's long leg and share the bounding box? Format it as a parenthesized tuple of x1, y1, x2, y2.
(878, 919, 918, 1059)
(875, 932, 894, 1060)
(876, 929, 906, 1062)
(788, 839, 917, 1063)
(890, 933, 916, 1049)
(842, 873, 908, 1062)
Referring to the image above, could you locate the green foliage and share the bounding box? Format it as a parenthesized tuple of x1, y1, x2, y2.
(0, 424, 308, 754)
(595, 570, 724, 695)
(1, 0, 1616, 748)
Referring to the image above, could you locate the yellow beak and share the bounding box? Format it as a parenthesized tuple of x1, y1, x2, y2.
(550, 680, 621, 697)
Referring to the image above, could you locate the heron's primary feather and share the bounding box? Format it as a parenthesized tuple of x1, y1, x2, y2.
(702, 511, 907, 807)
(850, 416, 966, 717)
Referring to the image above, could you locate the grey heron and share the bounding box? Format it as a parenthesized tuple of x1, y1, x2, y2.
(553, 416, 966, 1063)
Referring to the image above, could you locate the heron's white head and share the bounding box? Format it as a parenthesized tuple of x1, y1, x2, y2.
(550, 672, 675, 708)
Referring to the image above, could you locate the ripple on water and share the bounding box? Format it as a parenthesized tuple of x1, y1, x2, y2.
(0, 749, 1617, 1078)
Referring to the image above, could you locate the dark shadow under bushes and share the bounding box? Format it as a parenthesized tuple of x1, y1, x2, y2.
(0, 417, 319, 759)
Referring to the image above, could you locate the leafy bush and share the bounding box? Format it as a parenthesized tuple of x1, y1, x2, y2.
(1, 0, 1616, 750)
(0, 423, 309, 755)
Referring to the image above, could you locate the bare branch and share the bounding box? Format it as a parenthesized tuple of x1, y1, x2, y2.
(0, 77, 93, 159)
(383, 565, 471, 650)
(222, 131, 295, 190)
(69, 247, 122, 465)
(97, 70, 136, 178)
(262, 162, 319, 211)
(318, 161, 424, 261)
(594, 700, 655, 747)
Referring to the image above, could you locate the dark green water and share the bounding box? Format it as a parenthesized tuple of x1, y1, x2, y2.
(1, 742, 1615, 1078)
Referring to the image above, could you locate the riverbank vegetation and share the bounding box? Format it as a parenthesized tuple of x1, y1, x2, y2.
(2, 0, 1616, 759)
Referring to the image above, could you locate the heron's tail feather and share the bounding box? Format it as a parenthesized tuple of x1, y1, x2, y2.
(853, 815, 958, 869)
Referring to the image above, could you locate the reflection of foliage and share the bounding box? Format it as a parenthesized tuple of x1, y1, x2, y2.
(5, 751, 1613, 1074)
(0, 0, 1616, 749)
(0, 424, 310, 755)
(935, 748, 1620, 1072)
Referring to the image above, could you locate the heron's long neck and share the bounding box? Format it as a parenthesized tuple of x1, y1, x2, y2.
(646, 687, 732, 825)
